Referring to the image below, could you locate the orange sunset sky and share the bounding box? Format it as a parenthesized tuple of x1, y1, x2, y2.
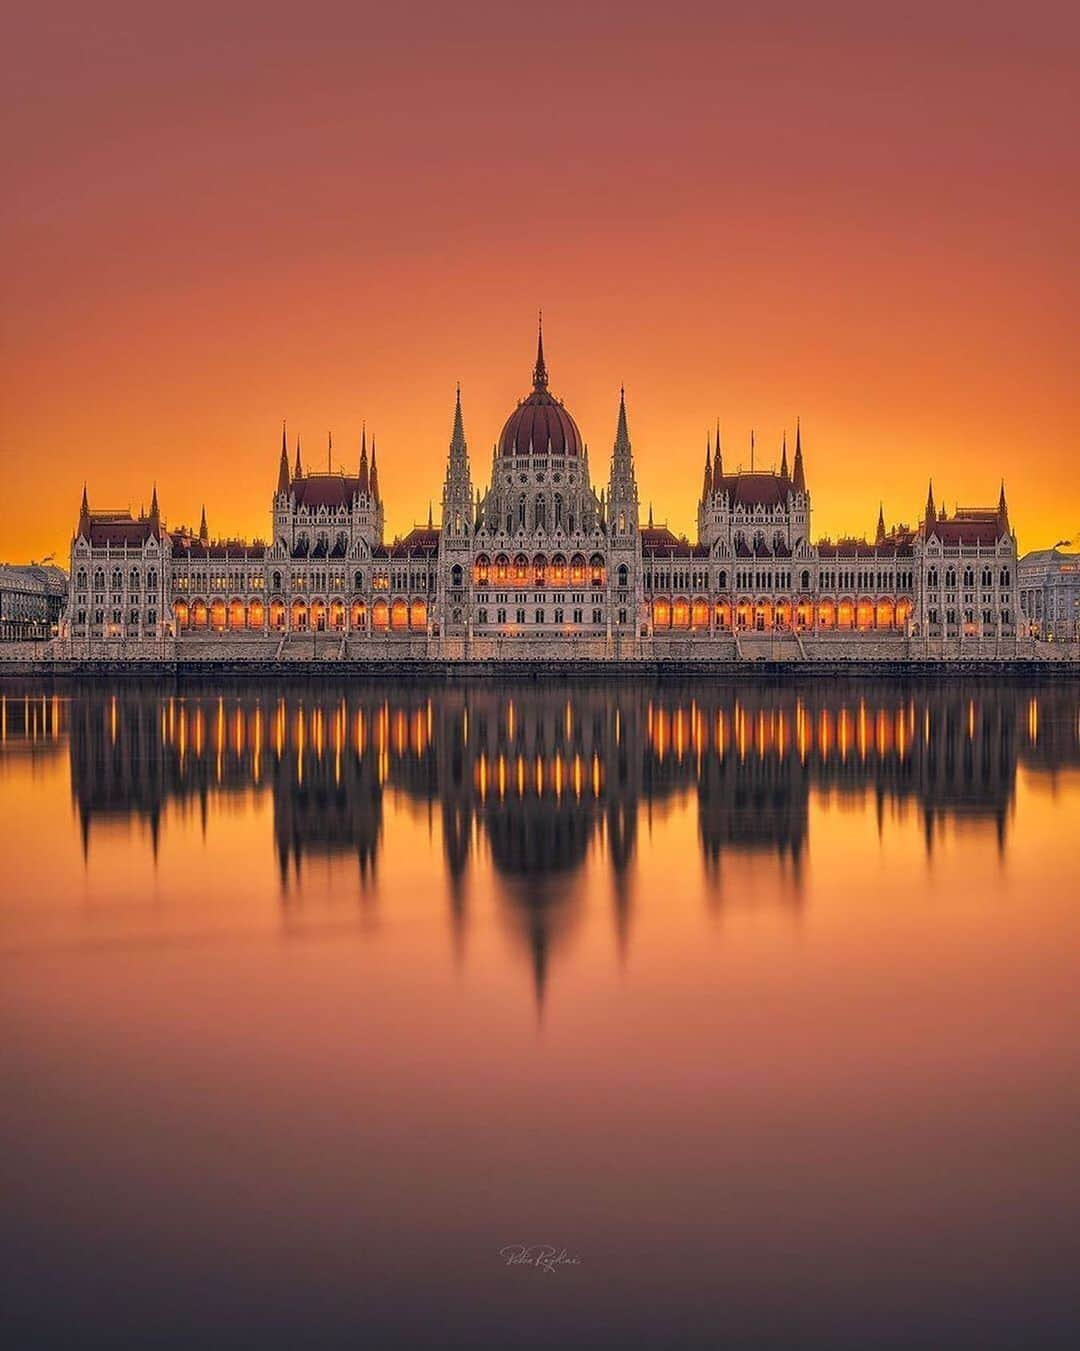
(2, 2, 1078, 562)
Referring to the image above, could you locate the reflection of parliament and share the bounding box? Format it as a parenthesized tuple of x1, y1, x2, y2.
(66, 323, 1020, 659)
(13, 681, 1076, 1003)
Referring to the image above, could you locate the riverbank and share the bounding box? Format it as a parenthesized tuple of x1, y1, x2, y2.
(2, 656, 1079, 680)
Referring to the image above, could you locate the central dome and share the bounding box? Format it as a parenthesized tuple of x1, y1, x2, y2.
(497, 324, 584, 458)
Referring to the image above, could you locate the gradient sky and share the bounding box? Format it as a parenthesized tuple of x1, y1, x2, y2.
(2, 1, 1078, 561)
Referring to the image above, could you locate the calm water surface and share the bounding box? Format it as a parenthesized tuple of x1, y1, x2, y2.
(2, 676, 1079, 1349)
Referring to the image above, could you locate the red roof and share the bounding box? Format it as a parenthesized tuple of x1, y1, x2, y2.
(498, 389, 584, 458)
(85, 513, 159, 548)
(714, 472, 789, 508)
(642, 527, 703, 558)
(291, 474, 361, 510)
(388, 527, 439, 558)
(921, 507, 1006, 547)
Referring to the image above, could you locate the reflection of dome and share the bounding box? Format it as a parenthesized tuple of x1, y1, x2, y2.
(497, 323, 584, 459)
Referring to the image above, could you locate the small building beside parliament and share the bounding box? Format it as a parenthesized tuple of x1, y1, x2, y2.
(64, 325, 1021, 659)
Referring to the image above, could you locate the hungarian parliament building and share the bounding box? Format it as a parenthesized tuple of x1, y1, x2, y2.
(65, 326, 1020, 659)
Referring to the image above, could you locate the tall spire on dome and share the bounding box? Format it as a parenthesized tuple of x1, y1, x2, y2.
(792, 420, 806, 492)
(532, 310, 548, 390)
(277, 421, 290, 495)
(294, 436, 303, 479)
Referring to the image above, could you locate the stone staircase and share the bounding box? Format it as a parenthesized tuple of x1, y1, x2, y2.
(279, 632, 346, 661)
(736, 632, 803, 662)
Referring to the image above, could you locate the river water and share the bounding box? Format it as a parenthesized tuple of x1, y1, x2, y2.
(2, 676, 1079, 1348)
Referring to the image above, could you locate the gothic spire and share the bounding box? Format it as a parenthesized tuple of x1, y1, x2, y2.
(78, 483, 90, 537)
(294, 436, 303, 479)
(358, 424, 369, 495)
(998, 478, 1009, 526)
(780, 431, 789, 480)
(369, 438, 380, 501)
(925, 478, 935, 524)
(452, 382, 466, 447)
(792, 420, 806, 493)
(532, 310, 548, 390)
(199, 504, 208, 544)
(149, 482, 160, 526)
(614, 385, 631, 454)
(714, 420, 723, 479)
(876, 502, 886, 545)
(277, 421, 290, 495)
(702, 438, 713, 500)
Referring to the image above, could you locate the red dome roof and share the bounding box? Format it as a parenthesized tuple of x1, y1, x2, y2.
(497, 325, 584, 458)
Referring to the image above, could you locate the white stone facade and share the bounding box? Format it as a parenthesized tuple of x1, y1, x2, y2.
(63, 330, 1021, 657)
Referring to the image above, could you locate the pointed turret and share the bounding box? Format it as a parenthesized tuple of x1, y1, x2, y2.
(294, 436, 303, 479)
(614, 385, 631, 456)
(358, 425, 369, 495)
(533, 310, 548, 390)
(998, 479, 1009, 529)
(277, 422, 290, 495)
(149, 482, 160, 530)
(199, 505, 208, 544)
(78, 483, 90, 537)
(702, 439, 713, 499)
(369, 439, 380, 501)
(780, 431, 789, 480)
(792, 420, 806, 493)
(714, 421, 723, 480)
(876, 502, 886, 546)
(925, 479, 935, 524)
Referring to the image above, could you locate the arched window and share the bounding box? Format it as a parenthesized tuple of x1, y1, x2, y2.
(272, 570, 283, 592)
(963, 567, 974, 587)
(517, 495, 526, 529)
(945, 568, 956, 588)
(800, 569, 811, 591)
(535, 498, 546, 531)
(981, 567, 992, 588)
(451, 564, 463, 588)
(554, 494, 563, 530)
(354, 569, 363, 590)
(617, 563, 629, 588)
(928, 568, 938, 588)
(147, 568, 157, 589)
(717, 569, 727, 591)
(589, 553, 605, 587)
(1000, 567, 1011, 587)
(474, 554, 490, 585)
(129, 568, 140, 589)
(570, 553, 587, 584)
(76, 569, 87, 590)
(513, 553, 529, 583)
(112, 568, 123, 590)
